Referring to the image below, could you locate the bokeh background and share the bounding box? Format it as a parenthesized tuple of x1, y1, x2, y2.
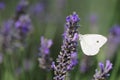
(0, 0, 120, 80)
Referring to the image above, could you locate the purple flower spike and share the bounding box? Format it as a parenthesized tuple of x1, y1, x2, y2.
(0, 2, 5, 10)
(0, 53, 3, 64)
(30, 3, 44, 15)
(38, 36, 53, 70)
(14, 15, 33, 42)
(90, 14, 97, 24)
(53, 12, 80, 80)
(0, 20, 14, 52)
(106, 25, 120, 59)
(15, 15, 32, 33)
(110, 25, 120, 37)
(2, 20, 13, 36)
(16, 0, 28, 13)
(93, 60, 113, 80)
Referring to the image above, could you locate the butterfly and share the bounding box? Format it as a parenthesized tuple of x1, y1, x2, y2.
(79, 34, 107, 56)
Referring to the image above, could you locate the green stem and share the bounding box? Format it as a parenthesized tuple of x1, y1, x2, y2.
(46, 71, 52, 80)
(65, 73, 70, 80)
(110, 51, 120, 80)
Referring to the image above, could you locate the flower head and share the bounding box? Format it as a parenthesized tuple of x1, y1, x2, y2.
(15, 15, 32, 34)
(93, 60, 113, 80)
(0, 20, 14, 52)
(29, 3, 44, 15)
(110, 25, 120, 37)
(0, 53, 3, 64)
(12, 0, 33, 48)
(38, 36, 53, 70)
(90, 14, 98, 24)
(0, 2, 5, 10)
(53, 12, 80, 80)
(16, 0, 28, 13)
(106, 25, 120, 59)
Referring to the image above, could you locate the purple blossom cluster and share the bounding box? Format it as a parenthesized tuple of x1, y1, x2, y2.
(0, 0, 32, 53)
(0, 3, 33, 79)
(52, 12, 80, 80)
(14, 15, 33, 42)
(0, 20, 14, 53)
(29, 1, 46, 22)
(106, 25, 120, 59)
(93, 60, 113, 80)
(15, 0, 28, 17)
(0, 2, 5, 10)
(109, 25, 120, 43)
(11, 0, 32, 50)
(14, 0, 32, 43)
(38, 36, 53, 70)
(0, 53, 3, 64)
(29, 3, 44, 16)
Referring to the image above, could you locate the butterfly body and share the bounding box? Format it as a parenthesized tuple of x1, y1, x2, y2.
(79, 34, 107, 56)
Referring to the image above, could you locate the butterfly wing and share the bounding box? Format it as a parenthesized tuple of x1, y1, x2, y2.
(80, 40, 100, 55)
(79, 34, 107, 56)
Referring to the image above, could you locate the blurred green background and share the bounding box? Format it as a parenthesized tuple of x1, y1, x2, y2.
(0, 0, 120, 80)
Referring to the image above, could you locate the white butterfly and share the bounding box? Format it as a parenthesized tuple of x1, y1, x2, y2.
(79, 34, 107, 56)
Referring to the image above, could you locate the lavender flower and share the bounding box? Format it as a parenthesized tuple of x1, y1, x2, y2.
(38, 36, 53, 70)
(13, 0, 33, 48)
(0, 0, 32, 52)
(29, 3, 44, 16)
(14, 15, 33, 41)
(14, 0, 30, 35)
(52, 12, 80, 80)
(89, 14, 99, 33)
(0, 2, 5, 10)
(15, 0, 28, 14)
(0, 20, 14, 53)
(0, 53, 3, 64)
(13, 0, 28, 23)
(109, 25, 120, 42)
(106, 25, 120, 59)
(89, 14, 98, 25)
(93, 60, 113, 80)
(29, 1, 46, 22)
